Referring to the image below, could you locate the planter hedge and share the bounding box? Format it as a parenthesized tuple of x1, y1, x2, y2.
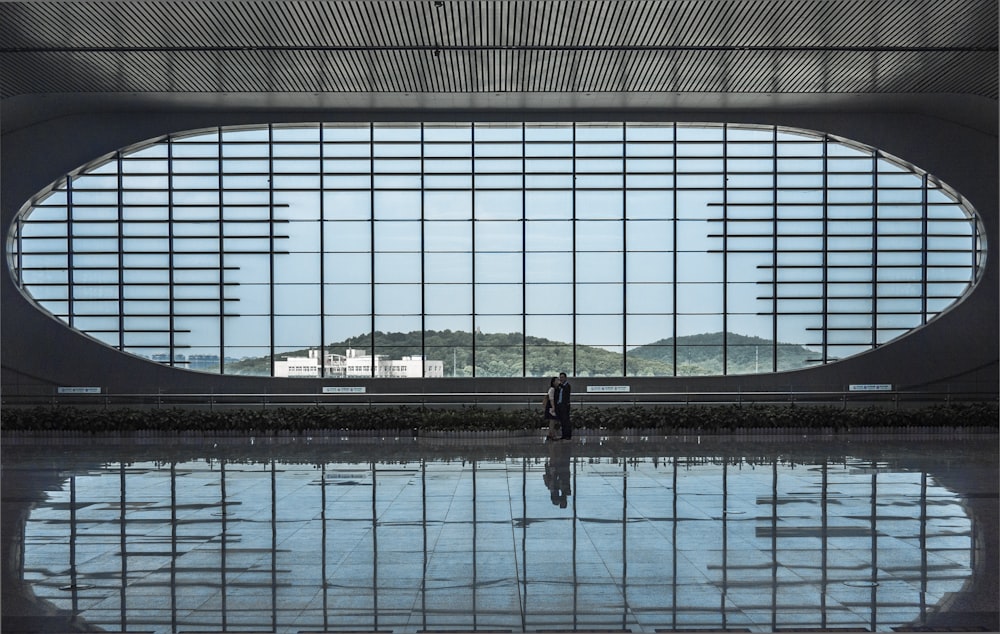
(1, 402, 996, 435)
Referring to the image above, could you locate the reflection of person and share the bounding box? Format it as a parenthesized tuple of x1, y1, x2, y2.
(555, 372, 572, 440)
(543, 440, 572, 507)
(543, 376, 560, 440)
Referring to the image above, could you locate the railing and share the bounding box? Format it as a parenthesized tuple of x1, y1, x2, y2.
(1, 388, 994, 411)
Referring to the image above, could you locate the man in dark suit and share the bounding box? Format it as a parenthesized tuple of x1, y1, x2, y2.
(555, 371, 572, 440)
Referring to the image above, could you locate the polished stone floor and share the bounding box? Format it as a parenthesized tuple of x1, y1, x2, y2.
(2, 431, 996, 634)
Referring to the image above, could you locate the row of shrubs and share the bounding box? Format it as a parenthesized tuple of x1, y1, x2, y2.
(2, 402, 996, 435)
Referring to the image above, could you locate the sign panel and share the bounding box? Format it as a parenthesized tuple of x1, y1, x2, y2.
(322, 386, 367, 394)
(57, 386, 101, 394)
(586, 385, 631, 393)
(848, 384, 893, 392)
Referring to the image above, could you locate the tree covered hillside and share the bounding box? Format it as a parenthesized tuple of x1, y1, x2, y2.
(220, 330, 816, 377)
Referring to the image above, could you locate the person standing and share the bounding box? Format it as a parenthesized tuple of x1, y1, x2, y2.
(543, 376, 560, 440)
(555, 371, 572, 440)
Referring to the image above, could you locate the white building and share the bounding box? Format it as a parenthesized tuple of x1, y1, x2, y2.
(274, 348, 444, 378)
(273, 349, 323, 378)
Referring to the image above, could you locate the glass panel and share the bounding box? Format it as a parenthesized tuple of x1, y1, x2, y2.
(425, 190, 472, 220)
(324, 316, 372, 345)
(525, 252, 574, 282)
(274, 316, 321, 348)
(576, 253, 623, 283)
(475, 190, 522, 219)
(374, 252, 422, 283)
(323, 284, 372, 314)
(626, 283, 673, 314)
(425, 252, 472, 283)
(374, 190, 421, 220)
(374, 221, 421, 251)
(425, 284, 472, 315)
(475, 253, 523, 283)
(525, 190, 572, 219)
(577, 283, 623, 313)
(274, 284, 320, 315)
(526, 314, 572, 343)
(324, 253, 371, 284)
(525, 283, 574, 315)
(475, 220, 522, 251)
(375, 284, 421, 314)
(475, 284, 523, 314)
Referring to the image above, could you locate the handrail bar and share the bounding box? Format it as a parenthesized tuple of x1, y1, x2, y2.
(2, 388, 995, 410)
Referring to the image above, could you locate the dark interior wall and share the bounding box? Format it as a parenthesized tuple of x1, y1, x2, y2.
(2, 106, 997, 398)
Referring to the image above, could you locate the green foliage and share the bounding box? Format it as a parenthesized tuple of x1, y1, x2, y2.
(221, 330, 816, 377)
(3, 402, 995, 435)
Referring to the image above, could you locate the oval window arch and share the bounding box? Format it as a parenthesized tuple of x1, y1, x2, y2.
(8, 122, 987, 378)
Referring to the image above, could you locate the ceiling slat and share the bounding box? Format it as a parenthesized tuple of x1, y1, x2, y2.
(0, 0, 995, 100)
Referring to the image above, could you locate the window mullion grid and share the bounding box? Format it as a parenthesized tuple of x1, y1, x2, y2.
(620, 122, 627, 378)
(570, 123, 577, 378)
(420, 123, 426, 378)
(369, 124, 376, 377)
(521, 123, 527, 378)
(319, 124, 327, 378)
(671, 122, 678, 377)
(471, 124, 478, 378)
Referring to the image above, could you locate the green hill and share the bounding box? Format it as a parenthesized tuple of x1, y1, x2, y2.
(218, 330, 815, 377)
(629, 331, 817, 375)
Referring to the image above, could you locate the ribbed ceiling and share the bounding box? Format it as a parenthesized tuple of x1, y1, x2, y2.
(2, 0, 996, 99)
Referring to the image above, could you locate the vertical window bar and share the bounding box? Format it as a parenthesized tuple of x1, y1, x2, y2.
(620, 121, 627, 377)
(268, 124, 276, 376)
(671, 122, 678, 376)
(116, 150, 125, 354)
(920, 172, 929, 325)
(319, 124, 327, 377)
(722, 124, 729, 375)
(216, 129, 226, 374)
(871, 149, 880, 348)
(369, 124, 377, 376)
(771, 127, 779, 373)
(570, 123, 578, 377)
(871, 152, 881, 348)
(523, 124, 530, 379)
(420, 123, 427, 377)
(66, 176, 75, 330)
(167, 141, 177, 368)
(821, 137, 830, 364)
(471, 124, 478, 377)
(13, 210, 23, 289)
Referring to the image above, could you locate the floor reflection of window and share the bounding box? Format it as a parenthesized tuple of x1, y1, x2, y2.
(21, 450, 976, 633)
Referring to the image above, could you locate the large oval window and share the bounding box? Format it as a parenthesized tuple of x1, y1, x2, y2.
(7, 123, 986, 378)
